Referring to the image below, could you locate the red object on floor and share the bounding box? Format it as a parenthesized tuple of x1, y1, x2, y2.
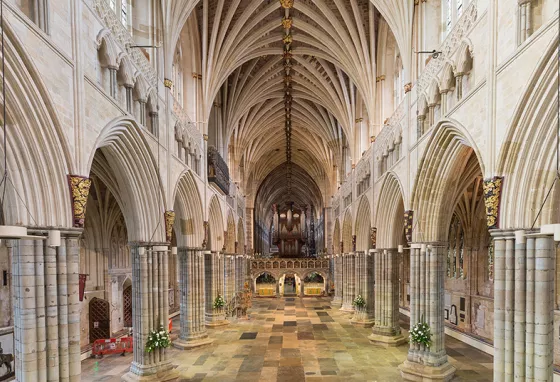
(92, 337, 133, 357)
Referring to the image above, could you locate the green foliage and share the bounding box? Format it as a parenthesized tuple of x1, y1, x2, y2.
(145, 326, 171, 353)
(213, 294, 226, 309)
(409, 316, 432, 348)
(352, 294, 366, 308)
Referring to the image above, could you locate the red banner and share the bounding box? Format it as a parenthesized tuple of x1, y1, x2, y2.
(79, 274, 87, 302)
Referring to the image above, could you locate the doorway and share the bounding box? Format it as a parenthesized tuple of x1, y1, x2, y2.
(123, 285, 132, 328)
(89, 298, 110, 343)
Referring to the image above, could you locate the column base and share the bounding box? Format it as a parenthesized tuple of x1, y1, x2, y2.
(340, 304, 355, 313)
(122, 363, 179, 382)
(350, 309, 374, 327)
(368, 332, 407, 347)
(205, 320, 229, 328)
(173, 337, 214, 350)
(351, 318, 374, 328)
(205, 312, 229, 327)
(331, 297, 342, 307)
(398, 360, 456, 382)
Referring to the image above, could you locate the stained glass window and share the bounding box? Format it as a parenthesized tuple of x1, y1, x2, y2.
(447, 214, 465, 279)
(121, 1, 127, 26)
(446, 0, 452, 32)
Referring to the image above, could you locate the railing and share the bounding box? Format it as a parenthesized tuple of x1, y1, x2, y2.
(355, 146, 372, 196)
(92, 0, 157, 85)
(91, 337, 133, 358)
(208, 146, 230, 195)
(225, 291, 251, 318)
(416, 0, 478, 93)
(172, 100, 204, 144)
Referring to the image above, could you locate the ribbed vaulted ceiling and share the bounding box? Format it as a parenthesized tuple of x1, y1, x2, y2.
(163, 0, 413, 222)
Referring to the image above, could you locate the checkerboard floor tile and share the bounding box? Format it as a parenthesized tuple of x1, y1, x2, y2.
(81, 297, 493, 381)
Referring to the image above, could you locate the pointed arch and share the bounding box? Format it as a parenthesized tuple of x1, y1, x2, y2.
(376, 173, 406, 248)
(342, 209, 353, 253)
(226, 210, 236, 253)
(411, 119, 485, 242)
(208, 195, 224, 251)
(237, 218, 245, 254)
(333, 218, 341, 254)
(497, 35, 559, 229)
(1, 17, 72, 227)
(456, 41, 474, 74)
(96, 28, 119, 68)
(88, 117, 166, 242)
(173, 170, 204, 248)
(354, 196, 372, 252)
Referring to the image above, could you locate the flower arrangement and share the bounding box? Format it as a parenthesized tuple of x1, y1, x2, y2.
(409, 316, 432, 348)
(213, 294, 226, 309)
(353, 294, 366, 308)
(145, 326, 171, 352)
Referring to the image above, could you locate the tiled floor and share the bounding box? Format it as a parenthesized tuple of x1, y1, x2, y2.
(81, 297, 493, 381)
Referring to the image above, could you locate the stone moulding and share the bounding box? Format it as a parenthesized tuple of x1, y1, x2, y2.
(68, 175, 92, 228)
(370, 227, 377, 249)
(202, 221, 209, 248)
(164, 210, 175, 242)
(483, 176, 503, 229)
(92, 0, 157, 85)
(404, 210, 414, 243)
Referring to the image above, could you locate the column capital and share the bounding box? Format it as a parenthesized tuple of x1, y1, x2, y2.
(409, 241, 447, 248)
(128, 241, 169, 248)
(489, 228, 535, 239)
(27, 227, 83, 237)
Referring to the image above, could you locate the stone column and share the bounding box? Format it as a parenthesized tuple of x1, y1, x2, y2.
(109, 67, 117, 98)
(11, 231, 82, 382)
(399, 244, 455, 381)
(369, 249, 405, 346)
(352, 251, 374, 327)
(332, 255, 343, 306)
(235, 256, 241, 293)
(174, 248, 212, 349)
(122, 244, 178, 382)
(205, 252, 228, 327)
(492, 230, 555, 382)
(226, 254, 235, 301)
(341, 254, 355, 312)
(340, 254, 349, 311)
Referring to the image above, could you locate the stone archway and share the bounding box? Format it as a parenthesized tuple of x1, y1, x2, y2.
(303, 271, 326, 296)
(254, 272, 277, 297)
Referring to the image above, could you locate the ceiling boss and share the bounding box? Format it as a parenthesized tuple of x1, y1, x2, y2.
(280, 0, 294, 9)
